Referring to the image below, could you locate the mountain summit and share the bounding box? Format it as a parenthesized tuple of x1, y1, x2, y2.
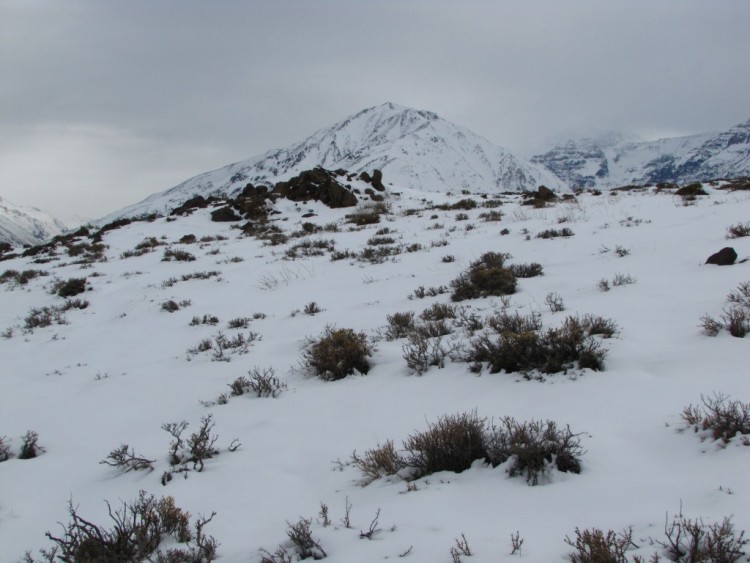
(108, 103, 566, 220)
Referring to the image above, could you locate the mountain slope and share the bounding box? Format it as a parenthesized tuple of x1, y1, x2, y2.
(2, 184, 749, 561)
(0, 196, 67, 246)
(532, 118, 750, 189)
(107, 103, 567, 220)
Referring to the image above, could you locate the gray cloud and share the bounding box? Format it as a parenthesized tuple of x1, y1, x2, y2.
(2, 0, 749, 219)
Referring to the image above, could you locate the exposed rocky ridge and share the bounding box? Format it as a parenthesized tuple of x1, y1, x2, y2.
(0, 196, 67, 246)
(102, 103, 567, 222)
(3, 167, 382, 262)
(532, 118, 750, 189)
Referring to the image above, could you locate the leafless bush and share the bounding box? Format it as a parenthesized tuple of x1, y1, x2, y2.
(243, 368, 284, 398)
(162, 248, 196, 262)
(722, 306, 750, 338)
(24, 306, 68, 330)
(282, 518, 327, 560)
(359, 509, 382, 540)
(450, 533, 472, 562)
(485, 417, 583, 485)
(34, 492, 217, 562)
(701, 282, 750, 338)
(187, 330, 260, 361)
(510, 531, 525, 555)
(726, 282, 750, 309)
(726, 222, 750, 239)
(508, 262, 544, 278)
(658, 507, 748, 562)
(0, 435, 12, 461)
(18, 430, 45, 459)
(190, 314, 220, 326)
(565, 527, 636, 562)
(304, 301, 323, 315)
(681, 393, 750, 443)
(99, 444, 155, 472)
(226, 317, 251, 329)
(699, 314, 722, 337)
(186, 415, 220, 472)
(420, 302, 456, 321)
(384, 311, 416, 340)
(614, 245, 631, 257)
(351, 440, 405, 484)
(536, 227, 574, 239)
(546, 292, 565, 312)
(402, 331, 462, 375)
(611, 273, 637, 287)
(410, 285, 448, 299)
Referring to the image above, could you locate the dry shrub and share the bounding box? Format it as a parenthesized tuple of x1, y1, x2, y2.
(450, 252, 517, 301)
(469, 313, 613, 375)
(55, 277, 87, 298)
(403, 412, 487, 478)
(658, 508, 748, 563)
(384, 311, 416, 340)
(565, 527, 636, 563)
(303, 326, 372, 381)
(420, 302, 457, 321)
(351, 440, 405, 484)
(0, 435, 12, 462)
(681, 393, 750, 443)
(726, 222, 750, 239)
(485, 417, 583, 485)
(351, 412, 584, 486)
(34, 491, 217, 562)
(18, 431, 45, 460)
(508, 262, 544, 278)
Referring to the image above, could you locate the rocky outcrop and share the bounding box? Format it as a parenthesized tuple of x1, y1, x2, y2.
(274, 168, 358, 208)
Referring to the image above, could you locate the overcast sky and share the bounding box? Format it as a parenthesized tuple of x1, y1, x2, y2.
(2, 0, 749, 221)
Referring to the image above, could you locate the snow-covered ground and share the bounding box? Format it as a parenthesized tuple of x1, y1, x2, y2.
(1, 184, 749, 562)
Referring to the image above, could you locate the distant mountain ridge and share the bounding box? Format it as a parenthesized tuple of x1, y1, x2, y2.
(0, 196, 67, 246)
(532, 118, 750, 189)
(105, 102, 567, 221)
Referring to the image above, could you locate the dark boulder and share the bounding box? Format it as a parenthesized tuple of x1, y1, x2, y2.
(705, 247, 738, 266)
(171, 195, 209, 216)
(371, 169, 385, 191)
(537, 185, 557, 201)
(210, 206, 241, 222)
(676, 183, 707, 197)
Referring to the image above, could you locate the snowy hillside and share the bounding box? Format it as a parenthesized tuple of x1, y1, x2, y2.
(0, 196, 67, 246)
(106, 103, 567, 221)
(2, 179, 749, 562)
(533, 118, 750, 189)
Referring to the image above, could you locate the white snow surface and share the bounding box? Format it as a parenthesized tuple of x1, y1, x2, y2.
(0, 196, 67, 247)
(1, 185, 749, 562)
(103, 103, 567, 222)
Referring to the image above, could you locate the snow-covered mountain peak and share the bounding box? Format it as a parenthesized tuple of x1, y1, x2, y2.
(0, 196, 67, 246)
(532, 117, 750, 189)
(103, 103, 567, 222)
